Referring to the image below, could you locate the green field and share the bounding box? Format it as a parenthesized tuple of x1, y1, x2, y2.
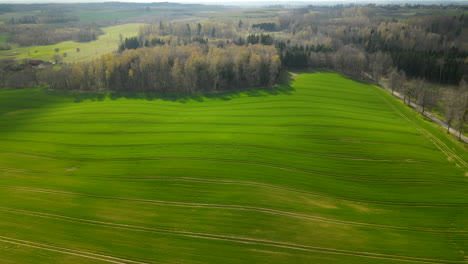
(76, 10, 156, 23)
(0, 23, 142, 63)
(0, 72, 466, 263)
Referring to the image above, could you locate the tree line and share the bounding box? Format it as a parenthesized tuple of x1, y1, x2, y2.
(139, 22, 238, 41)
(276, 6, 468, 85)
(47, 44, 280, 94)
(388, 69, 468, 139)
(8, 13, 79, 24)
(252, 23, 277, 31)
(3, 25, 103, 46)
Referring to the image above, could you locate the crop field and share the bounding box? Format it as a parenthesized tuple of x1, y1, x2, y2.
(0, 72, 466, 263)
(76, 10, 159, 23)
(210, 8, 285, 22)
(0, 23, 142, 63)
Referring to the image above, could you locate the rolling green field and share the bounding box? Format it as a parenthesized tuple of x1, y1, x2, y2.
(0, 23, 142, 63)
(0, 72, 466, 263)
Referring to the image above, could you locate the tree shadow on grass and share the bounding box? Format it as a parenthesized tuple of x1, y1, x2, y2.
(288, 68, 334, 75)
(63, 71, 296, 104)
(333, 71, 376, 86)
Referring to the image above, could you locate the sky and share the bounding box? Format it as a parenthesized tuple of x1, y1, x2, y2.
(0, 0, 466, 3)
(0, 0, 464, 2)
(0, 0, 313, 2)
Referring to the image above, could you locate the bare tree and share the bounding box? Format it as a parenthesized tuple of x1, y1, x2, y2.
(369, 51, 393, 82)
(334, 45, 367, 79)
(454, 80, 468, 139)
(414, 79, 438, 113)
(444, 90, 458, 134)
(388, 68, 400, 95)
(403, 78, 419, 106)
(52, 54, 62, 64)
(437, 58, 445, 83)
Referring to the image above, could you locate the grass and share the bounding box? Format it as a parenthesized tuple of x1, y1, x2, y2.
(0, 23, 142, 63)
(0, 72, 466, 263)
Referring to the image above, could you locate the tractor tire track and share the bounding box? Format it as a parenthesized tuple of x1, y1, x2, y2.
(0, 187, 466, 233)
(370, 86, 467, 169)
(1, 112, 404, 127)
(0, 135, 438, 151)
(0, 235, 151, 264)
(1, 146, 443, 164)
(0, 122, 420, 137)
(0, 208, 463, 264)
(0, 155, 462, 185)
(1, 179, 467, 208)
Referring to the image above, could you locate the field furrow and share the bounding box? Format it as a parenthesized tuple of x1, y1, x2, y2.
(0, 72, 466, 263)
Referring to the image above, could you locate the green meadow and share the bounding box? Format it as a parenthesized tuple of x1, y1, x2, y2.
(0, 72, 466, 263)
(0, 23, 142, 63)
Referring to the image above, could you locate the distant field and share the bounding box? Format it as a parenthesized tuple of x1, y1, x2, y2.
(376, 7, 467, 18)
(210, 8, 285, 23)
(0, 23, 142, 63)
(76, 10, 153, 23)
(0, 72, 466, 263)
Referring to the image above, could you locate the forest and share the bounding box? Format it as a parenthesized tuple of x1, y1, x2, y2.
(48, 44, 280, 93)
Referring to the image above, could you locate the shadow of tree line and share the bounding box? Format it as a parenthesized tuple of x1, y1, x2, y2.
(50, 71, 296, 104)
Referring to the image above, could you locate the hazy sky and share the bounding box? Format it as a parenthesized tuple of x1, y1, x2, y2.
(2, 0, 291, 1)
(0, 0, 465, 3)
(0, 0, 464, 2)
(0, 0, 326, 3)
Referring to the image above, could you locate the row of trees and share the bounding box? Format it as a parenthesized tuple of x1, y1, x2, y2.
(276, 39, 467, 136)
(275, 6, 468, 84)
(5, 25, 103, 46)
(119, 33, 276, 52)
(444, 83, 468, 138)
(271, 6, 468, 136)
(73, 28, 101, 42)
(48, 44, 281, 94)
(8, 13, 79, 24)
(278, 43, 390, 80)
(139, 22, 238, 40)
(252, 23, 277, 31)
(388, 69, 467, 138)
(0, 59, 42, 89)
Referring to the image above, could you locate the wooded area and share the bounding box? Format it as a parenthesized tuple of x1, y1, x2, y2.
(48, 44, 280, 93)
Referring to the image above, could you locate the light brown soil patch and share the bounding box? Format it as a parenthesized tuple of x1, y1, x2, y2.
(349, 204, 371, 212)
(306, 198, 338, 209)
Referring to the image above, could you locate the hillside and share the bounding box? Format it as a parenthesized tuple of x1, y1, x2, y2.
(0, 24, 142, 63)
(0, 72, 466, 263)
